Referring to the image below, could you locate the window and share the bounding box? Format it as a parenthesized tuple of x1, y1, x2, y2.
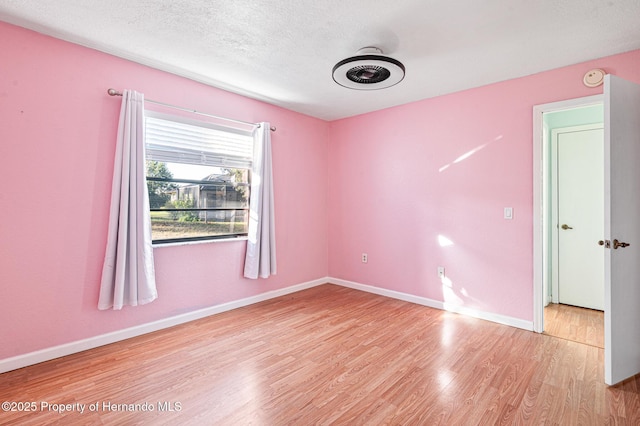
(144, 112, 254, 244)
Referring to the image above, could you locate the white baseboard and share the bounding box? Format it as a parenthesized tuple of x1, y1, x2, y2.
(0, 278, 328, 374)
(328, 278, 534, 331)
(1, 276, 533, 374)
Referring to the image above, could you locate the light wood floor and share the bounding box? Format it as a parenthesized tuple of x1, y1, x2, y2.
(1, 284, 639, 425)
(543, 303, 604, 348)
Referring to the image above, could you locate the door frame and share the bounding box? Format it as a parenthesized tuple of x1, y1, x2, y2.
(532, 94, 603, 333)
(550, 123, 604, 307)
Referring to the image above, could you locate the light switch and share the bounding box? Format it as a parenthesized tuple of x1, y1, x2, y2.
(504, 207, 513, 220)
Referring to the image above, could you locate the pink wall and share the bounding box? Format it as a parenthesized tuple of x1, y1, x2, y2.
(328, 49, 640, 321)
(0, 21, 328, 360)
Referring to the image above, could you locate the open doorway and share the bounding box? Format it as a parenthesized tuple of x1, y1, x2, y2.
(535, 76, 640, 385)
(532, 95, 604, 347)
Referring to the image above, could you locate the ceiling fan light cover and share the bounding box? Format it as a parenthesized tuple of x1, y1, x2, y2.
(332, 54, 405, 90)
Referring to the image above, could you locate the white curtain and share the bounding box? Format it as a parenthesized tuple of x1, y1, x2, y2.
(99, 90, 158, 310)
(244, 123, 277, 279)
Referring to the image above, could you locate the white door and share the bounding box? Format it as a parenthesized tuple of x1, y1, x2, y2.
(555, 126, 604, 310)
(604, 74, 640, 385)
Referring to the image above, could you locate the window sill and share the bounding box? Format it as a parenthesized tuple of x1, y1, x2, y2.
(152, 236, 248, 248)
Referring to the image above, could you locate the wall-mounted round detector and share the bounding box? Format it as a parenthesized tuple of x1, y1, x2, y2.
(583, 69, 606, 87)
(332, 47, 405, 90)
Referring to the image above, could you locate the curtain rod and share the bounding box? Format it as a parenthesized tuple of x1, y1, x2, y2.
(107, 88, 275, 132)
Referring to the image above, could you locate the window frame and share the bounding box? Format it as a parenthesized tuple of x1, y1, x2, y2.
(144, 111, 254, 245)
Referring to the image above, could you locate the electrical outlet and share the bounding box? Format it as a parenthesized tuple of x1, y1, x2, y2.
(437, 266, 445, 278)
(362, 253, 368, 263)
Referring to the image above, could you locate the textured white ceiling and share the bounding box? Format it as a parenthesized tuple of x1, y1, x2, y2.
(1, 0, 640, 121)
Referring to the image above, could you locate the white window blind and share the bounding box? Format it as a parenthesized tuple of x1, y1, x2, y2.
(145, 112, 254, 169)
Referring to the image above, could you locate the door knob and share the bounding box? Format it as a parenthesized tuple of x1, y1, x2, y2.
(599, 240, 611, 248)
(613, 239, 630, 249)
(561, 224, 573, 230)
